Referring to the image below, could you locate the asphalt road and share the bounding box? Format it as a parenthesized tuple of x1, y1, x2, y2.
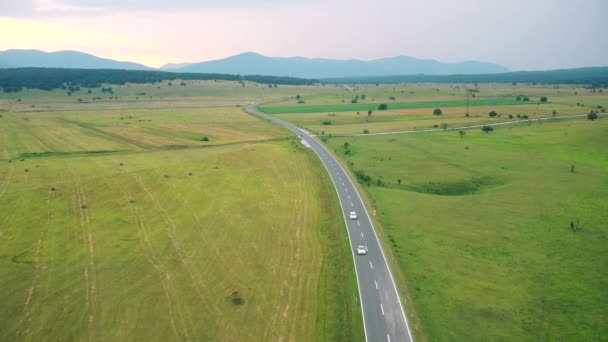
(246, 103, 413, 342)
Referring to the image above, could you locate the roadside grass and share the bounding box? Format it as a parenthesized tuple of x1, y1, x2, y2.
(324, 118, 608, 341)
(0, 140, 362, 341)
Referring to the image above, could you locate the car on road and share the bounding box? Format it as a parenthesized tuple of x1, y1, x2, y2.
(349, 211, 357, 220)
(356, 245, 367, 255)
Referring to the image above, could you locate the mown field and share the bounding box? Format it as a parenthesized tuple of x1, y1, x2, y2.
(324, 118, 608, 341)
(0, 85, 363, 341)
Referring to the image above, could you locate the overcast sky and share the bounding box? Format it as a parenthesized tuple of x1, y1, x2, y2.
(0, 0, 606, 69)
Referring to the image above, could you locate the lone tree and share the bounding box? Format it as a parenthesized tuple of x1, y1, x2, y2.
(343, 142, 350, 150)
(433, 108, 443, 116)
(458, 130, 466, 138)
(440, 123, 448, 131)
(489, 110, 498, 117)
(587, 111, 599, 120)
(481, 126, 494, 133)
(378, 103, 388, 110)
(540, 96, 548, 103)
(368, 110, 372, 116)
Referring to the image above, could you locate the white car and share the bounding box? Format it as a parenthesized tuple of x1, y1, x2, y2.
(349, 211, 357, 220)
(356, 245, 367, 255)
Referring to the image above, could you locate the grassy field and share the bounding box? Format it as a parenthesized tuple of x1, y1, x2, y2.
(0, 84, 363, 341)
(263, 83, 607, 135)
(259, 99, 524, 114)
(0, 80, 337, 112)
(324, 118, 608, 340)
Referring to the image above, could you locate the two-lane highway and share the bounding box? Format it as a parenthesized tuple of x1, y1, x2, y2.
(246, 103, 413, 342)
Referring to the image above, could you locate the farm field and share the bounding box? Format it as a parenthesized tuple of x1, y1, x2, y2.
(263, 83, 607, 135)
(0, 84, 363, 341)
(324, 118, 608, 341)
(0, 80, 336, 112)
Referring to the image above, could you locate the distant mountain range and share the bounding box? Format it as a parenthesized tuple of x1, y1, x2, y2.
(0, 49, 151, 70)
(164, 52, 509, 78)
(0, 49, 509, 78)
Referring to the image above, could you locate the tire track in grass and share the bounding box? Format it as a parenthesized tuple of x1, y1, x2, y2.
(17, 187, 55, 337)
(149, 166, 243, 290)
(128, 171, 202, 340)
(0, 162, 14, 199)
(69, 167, 98, 341)
(108, 161, 182, 339)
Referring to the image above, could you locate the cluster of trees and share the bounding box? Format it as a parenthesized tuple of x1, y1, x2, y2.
(0, 68, 318, 93)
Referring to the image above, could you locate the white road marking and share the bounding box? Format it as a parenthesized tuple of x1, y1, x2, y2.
(387, 334, 391, 342)
(357, 221, 360, 226)
(380, 303, 385, 316)
(361, 232, 364, 238)
(375, 280, 378, 290)
(369, 261, 373, 269)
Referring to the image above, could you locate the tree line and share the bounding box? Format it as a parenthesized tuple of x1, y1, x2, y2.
(324, 67, 608, 87)
(0, 68, 319, 93)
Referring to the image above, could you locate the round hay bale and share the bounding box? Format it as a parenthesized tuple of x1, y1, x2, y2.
(129, 199, 135, 203)
(81, 204, 87, 209)
(24, 168, 29, 172)
(51, 186, 56, 191)
(119, 162, 124, 166)
(164, 175, 169, 179)
(188, 171, 193, 176)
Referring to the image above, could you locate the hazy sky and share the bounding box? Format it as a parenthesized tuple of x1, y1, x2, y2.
(1, 0, 606, 69)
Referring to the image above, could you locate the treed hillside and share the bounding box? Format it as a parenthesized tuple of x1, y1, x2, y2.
(325, 67, 608, 86)
(0, 68, 319, 92)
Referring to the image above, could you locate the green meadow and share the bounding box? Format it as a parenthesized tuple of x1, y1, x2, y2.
(260, 98, 524, 114)
(325, 118, 608, 341)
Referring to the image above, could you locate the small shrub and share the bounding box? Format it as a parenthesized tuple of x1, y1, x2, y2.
(322, 121, 332, 125)
(378, 103, 388, 110)
(488, 111, 498, 117)
(363, 129, 370, 134)
(587, 111, 599, 120)
(433, 108, 443, 116)
(481, 126, 494, 133)
(200, 136, 210, 141)
(540, 96, 548, 103)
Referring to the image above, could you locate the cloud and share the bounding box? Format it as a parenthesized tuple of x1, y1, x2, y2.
(0, 0, 306, 17)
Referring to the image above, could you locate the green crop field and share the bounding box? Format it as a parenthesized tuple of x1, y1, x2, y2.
(0, 84, 363, 341)
(260, 99, 524, 114)
(324, 118, 608, 341)
(265, 84, 607, 135)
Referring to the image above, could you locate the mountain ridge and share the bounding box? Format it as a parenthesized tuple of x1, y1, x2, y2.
(0, 49, 510, 77)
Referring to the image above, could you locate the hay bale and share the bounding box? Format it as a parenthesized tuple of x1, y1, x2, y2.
(119, 162, 124, 166)
(129, 199, 135, 203)
(163, 175, 169, 179)
(50, 186, 56, 191)
(188, 171, 193, 176)
(24, 168, 29, 172)
(81, 204, 87, 209)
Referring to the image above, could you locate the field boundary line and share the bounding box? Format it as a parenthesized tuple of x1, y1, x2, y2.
(325, 113, 607, 137)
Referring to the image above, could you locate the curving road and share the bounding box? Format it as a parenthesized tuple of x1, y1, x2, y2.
(246, 103, 413, 342)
